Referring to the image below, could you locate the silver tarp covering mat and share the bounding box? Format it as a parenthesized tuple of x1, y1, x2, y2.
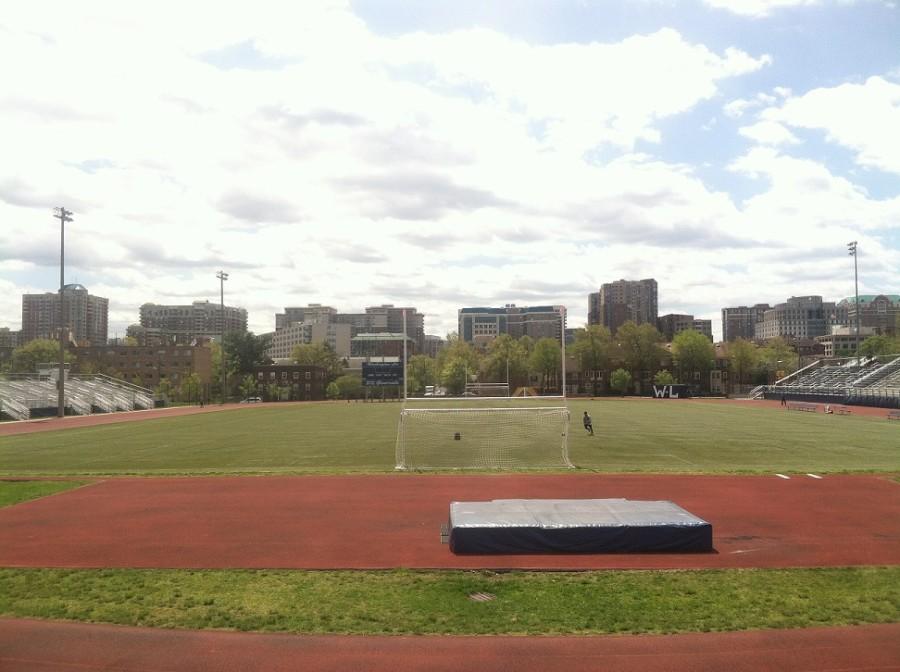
(449, 499, 713, 554)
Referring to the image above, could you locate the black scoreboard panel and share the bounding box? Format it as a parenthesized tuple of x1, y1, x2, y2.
(362, 362, 403, 386)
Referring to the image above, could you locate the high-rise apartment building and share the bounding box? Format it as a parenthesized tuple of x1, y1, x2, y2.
(21, 284, 108, 345)
(139, 301, 248, 343)
(458, 305, 566, 347)
(588, 279, 658, 334)
(721, 304, 771, 342)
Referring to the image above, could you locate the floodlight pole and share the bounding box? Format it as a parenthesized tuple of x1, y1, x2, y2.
(402, 308, 408, 400)
(848, 242, 860, 365)
(53, 207, 73, 418)
(216, 270, 229, 404)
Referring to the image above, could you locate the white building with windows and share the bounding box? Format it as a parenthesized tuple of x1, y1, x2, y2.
(268, 321, 351, 359)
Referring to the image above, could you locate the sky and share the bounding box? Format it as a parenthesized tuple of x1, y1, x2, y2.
(0, 0, 898, 342)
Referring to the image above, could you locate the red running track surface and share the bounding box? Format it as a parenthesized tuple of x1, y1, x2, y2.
(1, 619, 899, 672)
(0, 474, 897, 569)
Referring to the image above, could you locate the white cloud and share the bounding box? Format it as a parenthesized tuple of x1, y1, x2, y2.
(739, 120, 801, 145)
(703, 0, 820, 17)
(762, 76, 900, 175)
(0, 2, 892, 342)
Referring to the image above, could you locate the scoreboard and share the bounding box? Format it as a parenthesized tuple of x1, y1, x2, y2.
(362, 362, 403, 386)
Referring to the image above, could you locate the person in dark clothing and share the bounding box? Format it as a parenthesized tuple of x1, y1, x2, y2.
(583, 411, 593, 435)
(780, 393, 787, 407)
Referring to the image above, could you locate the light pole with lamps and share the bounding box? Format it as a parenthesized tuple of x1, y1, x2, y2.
(216, 270, 228, 404)
(848, 242, 860, 365)
(53, 207, 73, 418)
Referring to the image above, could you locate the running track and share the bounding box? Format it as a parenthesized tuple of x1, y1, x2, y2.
(2, 619, 899, 672)
(1, 474, 897, 569)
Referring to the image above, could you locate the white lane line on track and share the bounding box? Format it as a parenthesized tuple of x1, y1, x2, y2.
(775, 473, 790, 479)
(806, 473, 823, 479)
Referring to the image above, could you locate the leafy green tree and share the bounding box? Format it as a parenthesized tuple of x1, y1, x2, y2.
(238, 374, 257, 400)
(291, 342, 345, 383)
(440, 356, 469, 395)
(481, 334, 528, 390)
(653, 369, 676, 386)
(334, 374, 364, 399)
(528, 337, 561, 394)
(326, 381, 341, 400)
(727, 338, 758, 387)
(406, 355, 438, 396)
(155, 378, 173, 401)
(223, 331, 272, 375)
(609, 368, 632, 396)
(756, 337, 798, 382)
(859, 334, 897, 357)
(672, 330, 716, 388)
(571, 326, 612, 395)
(11, 339, 71, 373)
(614, 322, 666, 392)
(181, 372, 202, 404)
(436, 333, 481, 395)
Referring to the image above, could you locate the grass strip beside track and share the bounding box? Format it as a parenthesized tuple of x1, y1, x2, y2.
(1, 401, 899, 475)
(1, 567, 897, 635)
(0, 480, 87, 508)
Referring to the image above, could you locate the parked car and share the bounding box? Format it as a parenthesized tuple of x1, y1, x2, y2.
(240, 397, 262, 403)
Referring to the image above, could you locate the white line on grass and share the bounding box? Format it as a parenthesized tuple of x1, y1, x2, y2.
(653, 453, 696, 466)
(775, 473, 790, 479)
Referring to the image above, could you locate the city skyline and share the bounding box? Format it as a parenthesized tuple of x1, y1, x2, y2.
(1, 1, 898, 341)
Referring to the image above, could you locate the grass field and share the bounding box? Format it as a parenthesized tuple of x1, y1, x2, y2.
(0, 399, 898, 475)
(1, 567, 897, 635)
(0, 480, 86, 508)
(1, 400, 897, 638)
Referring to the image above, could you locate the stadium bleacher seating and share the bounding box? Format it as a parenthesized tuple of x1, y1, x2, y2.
(763, 355, 900, 410)
(0, 374, 153, 421)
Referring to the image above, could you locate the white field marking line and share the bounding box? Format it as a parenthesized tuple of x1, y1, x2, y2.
(775, 473, 790, 479)
(730, 548, 761, 554)
(806, 473, 823, 479)
(653, 453, 697, 466)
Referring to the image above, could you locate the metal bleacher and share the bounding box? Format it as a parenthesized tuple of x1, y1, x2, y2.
(763, 355, 900, 409)
(0, 373, 154, 421)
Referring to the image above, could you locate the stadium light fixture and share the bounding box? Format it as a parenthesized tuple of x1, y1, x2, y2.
(847, 242, 860, 366)
(216, 270, 229, 403)
(53, 206, 74, 418)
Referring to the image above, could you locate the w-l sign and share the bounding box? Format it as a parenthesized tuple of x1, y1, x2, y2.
(652, 384, 691, 399)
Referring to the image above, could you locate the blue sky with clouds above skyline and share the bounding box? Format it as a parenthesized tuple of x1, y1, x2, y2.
(0, 0, 898, 340)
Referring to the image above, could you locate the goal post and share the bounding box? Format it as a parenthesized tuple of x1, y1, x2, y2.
(395, 405, 573, 471)
(464, 382, 510, 397)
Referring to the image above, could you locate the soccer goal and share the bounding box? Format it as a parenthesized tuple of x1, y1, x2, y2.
(464, 382, 510, 397)
(395, 404, 573, 471)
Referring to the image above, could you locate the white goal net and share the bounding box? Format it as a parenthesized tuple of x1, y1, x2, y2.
(395, 404, 572, 471)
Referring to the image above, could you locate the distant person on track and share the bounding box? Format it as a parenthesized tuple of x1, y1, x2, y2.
(780, 393, 786, 407)
(583, 411, 593, 436)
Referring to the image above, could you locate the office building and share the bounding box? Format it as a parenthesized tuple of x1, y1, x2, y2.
(837, 294, 900, 336)
(458, 305, 566, 348)
(657, 314, 713, 342)
(721, 304, 771, 342)
(269, 321, 352, 359)
(755, 296, 837, 340)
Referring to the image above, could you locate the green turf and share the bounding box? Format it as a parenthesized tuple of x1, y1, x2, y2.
(0, 400, 898, 475)
(0, 567, 896, 635)
(0, 480, 86, 507)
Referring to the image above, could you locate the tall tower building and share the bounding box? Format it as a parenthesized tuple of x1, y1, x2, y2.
(589, 279, 658, 334)
(21, 284, 108, 345)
